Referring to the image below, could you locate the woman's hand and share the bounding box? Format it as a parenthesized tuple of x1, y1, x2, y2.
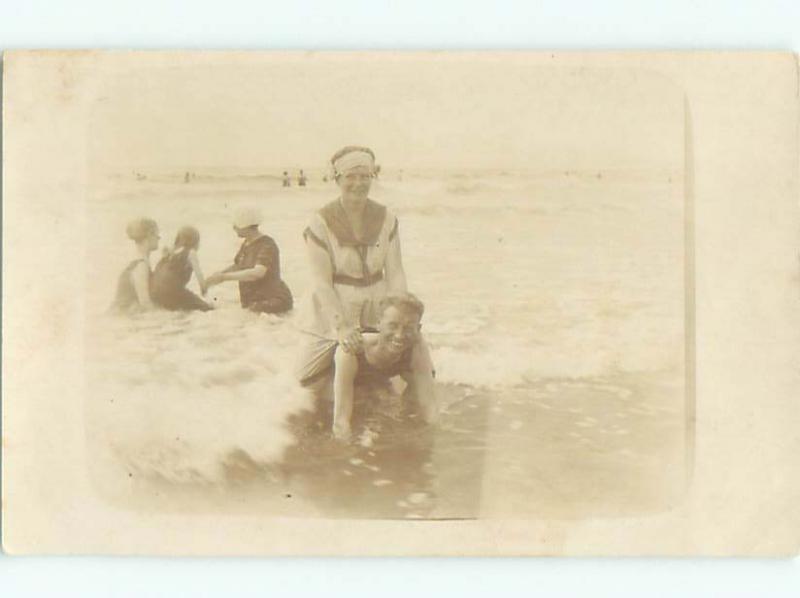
(337, 326, 363, 354)
(205, 272, 225, 288)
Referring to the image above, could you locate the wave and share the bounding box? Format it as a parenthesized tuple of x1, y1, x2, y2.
(87, 310, 313, 483)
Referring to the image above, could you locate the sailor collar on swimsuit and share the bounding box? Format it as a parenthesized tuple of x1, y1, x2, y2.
(319, 198, 387, 247)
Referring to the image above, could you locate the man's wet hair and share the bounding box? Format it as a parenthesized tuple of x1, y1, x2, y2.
(378, 292, 425, 321)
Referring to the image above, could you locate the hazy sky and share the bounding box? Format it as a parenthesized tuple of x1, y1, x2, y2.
(89, 55, 684, 174)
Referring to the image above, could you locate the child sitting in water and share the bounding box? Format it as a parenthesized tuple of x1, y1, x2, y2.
(302, 292, 438, 441)
(111, 218, 160, 313)
(151, 226, 212, 312)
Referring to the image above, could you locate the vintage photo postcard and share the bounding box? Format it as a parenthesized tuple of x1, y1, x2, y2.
(2, 51, 798, 556)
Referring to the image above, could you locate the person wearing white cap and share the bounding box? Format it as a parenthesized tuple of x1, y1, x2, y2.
(205, 207, 293, 314)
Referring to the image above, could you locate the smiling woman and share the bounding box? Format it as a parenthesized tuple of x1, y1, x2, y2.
(296, 146, 406, 353)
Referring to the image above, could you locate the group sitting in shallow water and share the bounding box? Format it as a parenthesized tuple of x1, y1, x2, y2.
(111, 208, 293, 315)
(110, 145, 437, 439)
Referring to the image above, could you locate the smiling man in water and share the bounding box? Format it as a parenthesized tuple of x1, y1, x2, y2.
(329, 292, 437, 441)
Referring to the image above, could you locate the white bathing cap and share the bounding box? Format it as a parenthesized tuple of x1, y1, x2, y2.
(233, 206, 262, 228)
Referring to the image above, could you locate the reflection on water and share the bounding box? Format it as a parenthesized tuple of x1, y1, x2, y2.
(269, 374, 684, 519)
(278, 384, 487, 519)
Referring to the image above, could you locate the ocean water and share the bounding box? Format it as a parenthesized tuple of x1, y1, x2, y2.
(85, 170, 687, 518)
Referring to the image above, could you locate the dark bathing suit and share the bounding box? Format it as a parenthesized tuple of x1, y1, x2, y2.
(233, 234, 293, 314)
(151, 249, 211, 312)
(298, 328, 414, 388)
(355, 343, 414, 387)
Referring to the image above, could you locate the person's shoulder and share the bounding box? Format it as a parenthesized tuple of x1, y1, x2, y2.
(132, 259, 150, 274)
(306, 208, 332, 238)
(254, 234, 278, 250)
(382, 206, 399, 238)
(320, 197, 341, 211)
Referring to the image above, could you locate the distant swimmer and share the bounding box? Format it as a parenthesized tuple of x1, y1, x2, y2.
(184, 171, 190, 183)
(282, 171, 291, 187)
(298, 169, 307, 187)
(110, 218, 160, 313)
(151, 226, 212, 312)
(205, 207, 293, 315)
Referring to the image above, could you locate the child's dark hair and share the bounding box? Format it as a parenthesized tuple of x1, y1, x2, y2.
(174, 226, 200, 250)
(378, 292, 425, 320)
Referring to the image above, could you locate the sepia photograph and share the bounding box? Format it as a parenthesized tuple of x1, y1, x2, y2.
(3, 51, 798, 557)
(81, 54, 688, 520)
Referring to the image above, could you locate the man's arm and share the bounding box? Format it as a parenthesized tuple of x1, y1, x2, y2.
(332, 347, 359, 440)
(403, 339, 438, 424)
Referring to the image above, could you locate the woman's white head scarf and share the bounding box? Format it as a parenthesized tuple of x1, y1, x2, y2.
(331, 149, 375, 178)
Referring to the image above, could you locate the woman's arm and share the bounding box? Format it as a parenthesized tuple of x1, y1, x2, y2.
(218, 264, 267, 282)
(332, 347, 359, 440)
(206, 264, 266, 287)
(306, 235, 348, 333)
(385, 218, 408, 292)
(187, 249, 207, 293)
(305, 221, 362, 351)
(131, 261, 155, 309)
(403, 338, 438, 424)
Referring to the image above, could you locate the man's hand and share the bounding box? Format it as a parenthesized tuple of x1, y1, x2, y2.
(332, 421, 352, 442)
